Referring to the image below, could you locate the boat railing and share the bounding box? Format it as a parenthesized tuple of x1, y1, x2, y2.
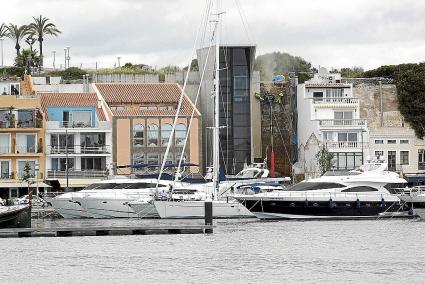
(262, 191, 392, 199)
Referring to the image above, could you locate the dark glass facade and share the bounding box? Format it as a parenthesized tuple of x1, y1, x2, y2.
(218, 47, 252, 174)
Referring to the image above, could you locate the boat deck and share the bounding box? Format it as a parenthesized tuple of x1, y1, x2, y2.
(0, 224, 214, 238)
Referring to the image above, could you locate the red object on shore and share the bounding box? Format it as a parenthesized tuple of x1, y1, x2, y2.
(270, 150, 275, 177)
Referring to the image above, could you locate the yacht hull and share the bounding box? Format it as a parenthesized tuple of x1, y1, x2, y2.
(238, 198, 405, 220)
(154, 200, 253, 219)
(50, 195, 90, 219)
(128, 202, 159, 218)
(76, 196, 138, 218)
(0, 205, 31, 228)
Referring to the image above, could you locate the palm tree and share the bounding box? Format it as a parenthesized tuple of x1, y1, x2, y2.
(0, 23, 8, 38)
(29, 15, 61, 68)
(6, 24, 30, 56)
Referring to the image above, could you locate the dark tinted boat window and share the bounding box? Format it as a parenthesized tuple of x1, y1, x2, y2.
(125, 182, 167, 189)
(92, 183, 121, 189)
(287, 182, 346, 191)
(341, 186, 378, 192)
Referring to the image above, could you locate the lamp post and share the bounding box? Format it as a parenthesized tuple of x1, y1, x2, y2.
(117, 57, 121, 68)
(52, 50, 56, 69)
(0, 38, 3, 67)
(265, 92, 276, 177)
(35, 162, 39, 197)
(64, 48, 67, 69)
(66, 46, 70, 68)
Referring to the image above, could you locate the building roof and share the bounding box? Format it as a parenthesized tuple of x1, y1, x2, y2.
(305, 83, 351, 88)
(40, 92, 106, 121)
(369, 127, 415, 138)
(95, 83, 200, 117)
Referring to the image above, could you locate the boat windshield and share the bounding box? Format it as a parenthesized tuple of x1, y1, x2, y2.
(323, 171, 360, 176)
(286, 182, 346, 191)
(235, 169, 262, 178)
(172, 189, 198, 194)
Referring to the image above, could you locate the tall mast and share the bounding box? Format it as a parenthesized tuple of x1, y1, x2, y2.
(212, 4, 221, 200)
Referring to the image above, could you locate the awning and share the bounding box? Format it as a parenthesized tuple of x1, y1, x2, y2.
(0, 182, 52, 188)
(56, 178, 102, 187)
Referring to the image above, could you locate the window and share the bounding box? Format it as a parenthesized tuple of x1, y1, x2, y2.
(337, 132, 357, 142)
(17, 160, 36, 178)
(334, 111, 353, 125)
(342, 186, 378, 192)
(400, 151, 409, 165)
(387, 140, 396, 144)
(400, 140, 409, 144)
(80, 133, 106, 153)
(325, 89, 343, 98)
(73, 111, 92, 127)
(419, 149, 425, 170)
(375, 151, 384, 159)
(132, 124, 144, 147)
(374, 140, 384, 144)
(133, 153, 145, 165)
(140, 105, 158, 111)
(175, 124, 187, 146)
(147, 153, 159, 164)
(313, 92, 323, 98)
(0, 134, 10, 153)
(333, 152, 363, 170)
(161, 124, 173, 147)
(16, 134, 36, 153)
(51, 134, 74, 153)
(51, 158, 75, 171)
(10, 83, 20, 96)
(81, 157, 104, 170)
(287, 182, 346, 191)
(388, 151, 396, 171)
(110, 106, 125, 111)
(0, 160, 10, 178)
(17, 110, 35, 128)
(147, 124, 158, 147)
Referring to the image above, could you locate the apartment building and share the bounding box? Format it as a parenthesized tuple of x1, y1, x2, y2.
(296, 68, 368, 178)
(40, 92, 112, 191)
(0, 78, 48, 199)
(94, 83, 201, 175)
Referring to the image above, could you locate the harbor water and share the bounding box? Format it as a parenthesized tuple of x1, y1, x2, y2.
(1, 218, 425, 283)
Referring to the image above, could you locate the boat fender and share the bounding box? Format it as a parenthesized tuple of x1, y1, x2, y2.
(380, 197, 385, 208)
(304, 198, 308, 206)
(329, 198, 334, 209)
(356, 198, 361, 209)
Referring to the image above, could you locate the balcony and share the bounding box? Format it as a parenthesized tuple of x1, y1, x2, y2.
(46, 121, 111, 130)
(0, 119, 42, 129)
(46, 145, 111, 155)
(326, 141, 368, 150)
(47, 169, 109, 179)
(15, 145, 43, 154)
(313, 97, 359, 105)
(319, 119, 367, 129)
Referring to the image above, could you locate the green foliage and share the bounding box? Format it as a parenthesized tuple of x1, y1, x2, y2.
(159, 65, 181, 74)
(396, 63, 425, 138)
(183, 59, 199, 71)
(88, 67, 156, 75)
(315, 145, 334, 175)
(48, 67, 87, 80)
(339, 67, 364, 78)
(21, 162, 35, 183)
(254, 51, 313, 83)
(363, 64, 418, 79)
(14, 48, 40, 70)
(0, 66, 25, 77)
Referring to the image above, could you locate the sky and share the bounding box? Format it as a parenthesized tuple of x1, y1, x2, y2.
(1, 0, 424, 71)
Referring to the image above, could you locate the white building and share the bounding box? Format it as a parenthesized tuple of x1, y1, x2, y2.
(40, 92, 112, 191)
(296, 68, 368, 178)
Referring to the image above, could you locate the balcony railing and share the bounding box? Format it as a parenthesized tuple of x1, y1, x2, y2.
(319, 119, 366, 127)
(0, 120, 42, 129)
(15, 145, 37, 154)
(326, 141, 368, 149)
(313, 97, 359, 104)
(47, 145, 111, 154)
(47, 169, 109, 179)
(46, 121, 111, 130)
(61, 121, 94, 128)
(0, 147, 12, 154)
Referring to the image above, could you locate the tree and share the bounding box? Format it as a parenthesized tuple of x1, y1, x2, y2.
(21, 161, 35, 200)
(315, 145, 334, 175)
(29, 15, 61, 68)
(15, 48, 40, 72)
(396, 63, 425, 138)
(6, 24, 30, 56)
(254, 52, 313, 83)
(0, 23, 8, 38)
(183, 59, 199, 71)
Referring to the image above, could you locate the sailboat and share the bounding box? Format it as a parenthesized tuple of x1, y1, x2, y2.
(152, 3, 253, 219)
